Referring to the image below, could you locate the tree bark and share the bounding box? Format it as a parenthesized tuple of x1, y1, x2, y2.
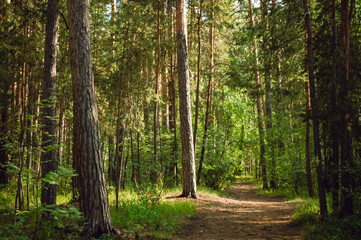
(168, 0, 178, 186)
(302, 0, 328, 218)
(40, 0, 59, 209)
(67, 0, 117, 237)
(176, 0, 197, 198)
(197, 0, 214, 186)
(193, 0, 203, 152)
(305, 76, 315, 198)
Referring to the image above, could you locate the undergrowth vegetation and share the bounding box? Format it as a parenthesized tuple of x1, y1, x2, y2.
(254, 178, 361, 240)
(0, 184, 200, 239)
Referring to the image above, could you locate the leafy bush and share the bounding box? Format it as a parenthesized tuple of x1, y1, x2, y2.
(0, 205, 83, 240)
(202, 159, 237, 189)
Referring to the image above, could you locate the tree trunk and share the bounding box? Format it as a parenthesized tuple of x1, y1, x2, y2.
(176, 0, 197, 198)
(193, 0, 203, 152)
(168, 0, 178, 186)
(152, 0, 161, 183)
(0, 71, 10, 186)
(260, 0, 270, 189)
(197, 0, 213, 186)
(249, 0, 267, 188)
(331, 0, 340, 214)
(40, 0, 59, 209)
(305, 75, 315, 197)
(302, 0, 328, 218)
(339, 0, 354, 217)
(67, 0, 117, 237)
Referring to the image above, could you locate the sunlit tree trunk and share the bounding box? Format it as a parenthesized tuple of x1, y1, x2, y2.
(67, 0, 118, 236)
(176, 0, 197, 198)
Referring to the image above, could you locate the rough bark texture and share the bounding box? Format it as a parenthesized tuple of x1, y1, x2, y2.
(339, 0, 354, 217)
(303, 0, 328, 218)
(176, 0, 197, 198)
(40, 0, 59, 208)
(67, 0, 117, 237)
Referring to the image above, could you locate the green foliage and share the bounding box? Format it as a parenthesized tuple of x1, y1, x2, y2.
(291, 198, 322, 225)
(0, 205, 82, 240)
(41, 166, 77, 186)
(302, 216, 361, 240)
(110, 190, 196, 239)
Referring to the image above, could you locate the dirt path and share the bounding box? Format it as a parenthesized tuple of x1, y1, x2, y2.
(171, 181, 301, 240)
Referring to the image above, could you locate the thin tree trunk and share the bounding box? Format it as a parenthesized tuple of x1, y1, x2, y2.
(108, 136, 115, 186)
(168, 0, 178, 186)
(40, 0, 59, 210)
(0, 69, 10, 186)
(67, 0, 118, 236)
(331, 0, 340, 214)
(197, 0, 213, 186)
(302, 0, 328, 218)
(193, 0, 203, 152)
(152, 0, 161, 184)
(260, 0, 270, 189)
(249, 0, 267, 189)
(305, 76, 315, 197)
(176, 0, 197, 198)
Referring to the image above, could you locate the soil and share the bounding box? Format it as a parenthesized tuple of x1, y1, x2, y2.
(170, 181, 301, 240)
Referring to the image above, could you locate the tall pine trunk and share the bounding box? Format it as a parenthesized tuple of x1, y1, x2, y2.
(176, 0, 197, 198)
(40, 0, 59, 209)
(67, 0, 118, 237)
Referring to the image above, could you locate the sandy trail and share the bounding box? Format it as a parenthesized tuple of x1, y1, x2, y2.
(171, 181, 301, 240)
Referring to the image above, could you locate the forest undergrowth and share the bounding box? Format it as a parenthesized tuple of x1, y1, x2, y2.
(0, 183, 201, 240)
(254, 179, 361, 240)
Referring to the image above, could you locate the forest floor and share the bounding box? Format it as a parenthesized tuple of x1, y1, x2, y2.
(170, 181, 301, 240)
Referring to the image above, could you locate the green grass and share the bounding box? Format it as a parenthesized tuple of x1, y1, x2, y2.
(111, 199, 195, 239)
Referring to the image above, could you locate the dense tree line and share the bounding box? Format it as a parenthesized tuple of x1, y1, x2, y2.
(0, 0, 360, 237)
